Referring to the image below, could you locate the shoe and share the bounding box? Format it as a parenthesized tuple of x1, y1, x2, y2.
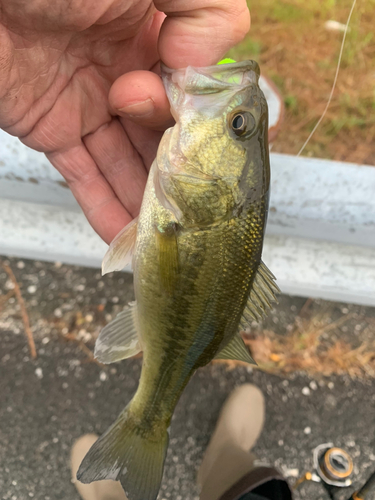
(70, 434, 128, 500)
(198, 384, 265, 491)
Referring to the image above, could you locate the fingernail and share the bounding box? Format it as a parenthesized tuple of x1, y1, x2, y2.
(118, 99, 154, 117)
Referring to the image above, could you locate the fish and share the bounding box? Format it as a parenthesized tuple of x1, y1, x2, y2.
(77, 60, 279, 500)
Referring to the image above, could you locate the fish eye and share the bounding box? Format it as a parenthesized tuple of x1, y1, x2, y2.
(230, 112, 255, 137)
(231, 113, 246, 134)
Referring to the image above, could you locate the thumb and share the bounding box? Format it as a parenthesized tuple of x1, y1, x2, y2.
(154, 0, 250, 69)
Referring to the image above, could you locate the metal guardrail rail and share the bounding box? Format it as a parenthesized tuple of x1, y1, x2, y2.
(1, 126, 374, 306)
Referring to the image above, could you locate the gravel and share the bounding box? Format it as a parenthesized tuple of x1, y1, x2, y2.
(1, 257, 374, 500)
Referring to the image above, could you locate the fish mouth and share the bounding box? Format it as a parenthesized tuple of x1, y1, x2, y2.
(161, 60, 263, 122)
(161, 60, 260, 97)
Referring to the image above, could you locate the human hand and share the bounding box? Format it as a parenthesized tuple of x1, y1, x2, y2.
(0, 0, 250, 243)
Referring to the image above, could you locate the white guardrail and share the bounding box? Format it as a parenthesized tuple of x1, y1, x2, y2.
(1, 86, 374, 306)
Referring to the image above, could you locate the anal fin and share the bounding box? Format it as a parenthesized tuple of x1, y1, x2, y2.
(94, 302, 141, 364)
(215, 333, 257, 366)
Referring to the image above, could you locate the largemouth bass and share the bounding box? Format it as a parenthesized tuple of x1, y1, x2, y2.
(77, 60, 279, 500)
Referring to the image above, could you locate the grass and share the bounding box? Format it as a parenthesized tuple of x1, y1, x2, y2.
(226, 0, 375, 164)
(214, 306, 375, 379)
(284, 95, 299, 114)
(244, 313, 375, 378)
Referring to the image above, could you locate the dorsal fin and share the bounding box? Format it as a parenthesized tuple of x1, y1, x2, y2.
(241, 261, 280, 325)
(94, 302, 141, 364)
(102, 217, 138, 275)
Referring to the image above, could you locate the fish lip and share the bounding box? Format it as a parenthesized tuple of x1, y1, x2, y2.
(161, 60, 260, 78)
(161, 60, 260, 96)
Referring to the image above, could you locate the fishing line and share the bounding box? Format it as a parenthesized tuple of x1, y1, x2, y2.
(297, 0, 357, 157)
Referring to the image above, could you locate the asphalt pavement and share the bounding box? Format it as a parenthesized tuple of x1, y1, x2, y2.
(1, 257, 374, 500)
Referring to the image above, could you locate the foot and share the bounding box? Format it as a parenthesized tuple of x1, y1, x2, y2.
(198, 384, 265, 488)
(71, 434, 128, 500)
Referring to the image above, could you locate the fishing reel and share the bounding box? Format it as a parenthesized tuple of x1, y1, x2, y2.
(294, 443, 375, 499)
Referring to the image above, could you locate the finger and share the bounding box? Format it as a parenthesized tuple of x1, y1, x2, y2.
(47, 143, 131, 244)
(120, 117, 163, 170)
(83, 119, 148, 218)
(154, 0, 250, 68)
(109, 70, 174, 131)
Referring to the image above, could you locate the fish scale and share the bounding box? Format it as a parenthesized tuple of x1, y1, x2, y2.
(78, 60, 278, 500)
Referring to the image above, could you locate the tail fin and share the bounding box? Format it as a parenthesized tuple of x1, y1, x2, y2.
(77, 405, 169, 500)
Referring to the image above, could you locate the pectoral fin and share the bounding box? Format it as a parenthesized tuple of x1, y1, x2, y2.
(215, 333, 257, 365)
(94, 302, 141, 364)
(102, 217, 138, 275)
